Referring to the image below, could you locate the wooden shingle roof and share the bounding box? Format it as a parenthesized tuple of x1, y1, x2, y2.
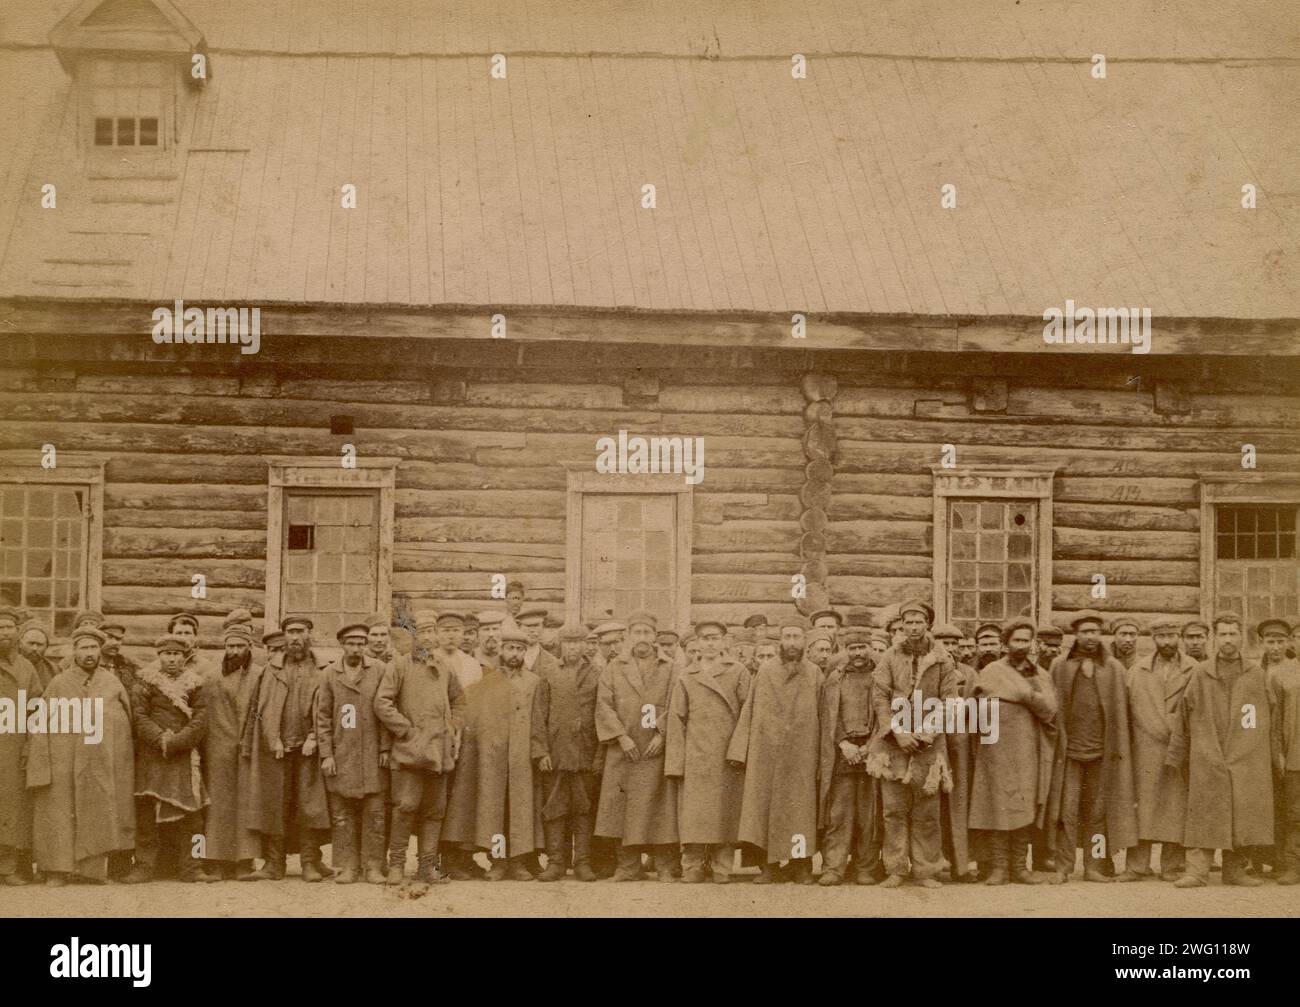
(0, 0, 1297, 319)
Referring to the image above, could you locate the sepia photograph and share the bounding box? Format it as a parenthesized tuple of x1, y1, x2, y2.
(0, 0, 1297, 964)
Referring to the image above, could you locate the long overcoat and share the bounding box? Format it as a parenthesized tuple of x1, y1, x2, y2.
(202, 660, 262, 861)
(1126, 652, 1197, 842)
(0, 651, 39, 848)
(316, 655, 390, 800)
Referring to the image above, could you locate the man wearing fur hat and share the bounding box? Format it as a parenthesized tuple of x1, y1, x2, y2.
(126, 634, 215, 883)
(817, 626, 883, 885)
(533, 625, 602, 881)
(969, 619, 1057, 885)
(666, 619, 749, 884)
(866, 599, 960, 888)
(728, 615, 821, 884)
(443, 621, 545, 881)
(27, 625, 135, 886)
(317, 623, 390, 884)
(203, 620, 264, 880)
(1044, 610, 1138, 883)
(1120, 618, 1197, 882)
(595, 611, 679, 881)
(241, 614, 331, 881)
(0, 607, 41, 885)
(375, 612, 466, 888)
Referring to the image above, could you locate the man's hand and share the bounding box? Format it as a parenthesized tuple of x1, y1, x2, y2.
(159, 730, 172, 758)
(379, 752, 390, 769)
(618, 735, 640, 762)
(302, 738, 317, 757)
(894, 731, 920, 752)
(272, 741, 285, 760)
(593, 752, 604, 774)
(321, 756, 337, 777)
(643, 734, 664, 759)
(838, 739, 859, 764)
(538, 755, 553, 773)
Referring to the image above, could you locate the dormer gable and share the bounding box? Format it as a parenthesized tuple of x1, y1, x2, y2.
(51, 0, 206, 75)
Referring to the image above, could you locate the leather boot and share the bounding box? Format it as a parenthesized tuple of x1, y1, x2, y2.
(984, 832, 1010, 886)
(789, 858, 815, 885)
(261, 835, 287, 880)
(332, 816, 359, 884)
(612, 845, 643, 882)
(538, 819, 567, 882)
(1010, 828, 1042, 885)
(1083, 856, 1114, 883)
(571, 815, 596, 881)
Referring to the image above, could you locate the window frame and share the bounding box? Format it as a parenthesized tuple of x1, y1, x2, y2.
(565, 472, 693, 634)
(1199, 473, 1300, 628)
(930, 466, 1055, 630)
(0, 451, 106, 631)
(81, 55, 170, 155)
(263, 457, 398, 633)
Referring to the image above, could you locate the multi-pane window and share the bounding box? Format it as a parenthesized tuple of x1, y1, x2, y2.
(0, 485, 89, 637)
(1214, 504, 1299, 648)
(280, 492, 379, 642)
(580, 494, 676, 625)
(87, 58, 163, 149)
(947, 499, 1038, 633)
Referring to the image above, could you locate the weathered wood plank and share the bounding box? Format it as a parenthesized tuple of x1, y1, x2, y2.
(1054, 477, 1199, 506)
(827, 520, 932, 555)
(1053, 559, 1200, 586)
(1052, 584, 1202, 613)
(395, 489, 567, 518)
(105, 484, 267, 511)
(1053, 528, 1199, 561)
(394, 517, 565, 545)
(102, 585, 265, 615)
(103, 558, 267, 588)
(105, 528, 266, 560)
(104, 508, 267, 530)
(827, 494, 934, 521)
(392, 571, 566, 595)
(1054, 503, 1199, 532)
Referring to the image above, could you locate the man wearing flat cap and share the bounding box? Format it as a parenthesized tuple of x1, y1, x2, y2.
(593, 622, 626, 671)
(728, 614, 821, 884)
(931, 622, 979, 882)
(1167, 613, 1275, 888)
(475, 611, 505, 672)
(442, 623, 544, 881)
(816, 626, 884, 886)
(424, 611, 483, 691)
(968, 619, 1056, 885)
(1120, 618, 1196, 882)
(262, 629, 286, 660)
(363, 613, 394, 665)
(974, 622, 1004, 670)
(460, 614, 480, 658)
(656, 628, 680, 668)
(98, 619, 139, 697)
(805, 628, 835, 681)
(27, 625, 135, 886)
(125, 634, 214, 883)
(1043, 610, 1137, 883)
(595, 610, 679, 881)
(18, 621, 57, 691)
(0, 607, 41, 885)
(666, 619, 749, 883)
(533, 625, 602, 881)
(1035, 625, 1063, 673)
(1263, 619, 1300, 885)
(203, 621, 265, 880)
(316, 624, 390, 885)
(865, 599, 959, 888)
(375, 611, 467, 888)
(242, 614, 331, 881)
(1108, 617, 1141, 672)
(1181, 621, 1210, 663)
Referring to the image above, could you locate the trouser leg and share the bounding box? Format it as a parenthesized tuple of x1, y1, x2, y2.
(543, 818, 568, 868)
(572, 814, 594, 868)
(1160, 842, 1186, 877)
(133, 799, 159, 875)
(822, 774, 854, 875)
(361, 792, 387, 872)
(416, 818, 443, 873)
(880, 778, 913, 877)
(330, 795, 360, 875)
(1183, 847, 1212, 881)
(909, 778, 943, 879)
(1079, 759, 1109, 873)
(1055, 758, 1085, 878)
(173, 812, 203, 880)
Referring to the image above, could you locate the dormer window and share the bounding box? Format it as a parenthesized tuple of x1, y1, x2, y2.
(89, 57, 165, 149)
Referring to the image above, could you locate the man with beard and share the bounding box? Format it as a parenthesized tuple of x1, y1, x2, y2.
(1109, 617, 1141, 672)
(443, 624, 544, 881)
(727, 615, 820, 885)
(666, 619, 748, 884)
(817, 627, 883, 886)
(958, 636, 977, 666)
(595, 611, 678, 881)
(27, 626, 135, 886)
(17, 622, 58, 690)
(364, 613, 394, 664)
(375, 613, 466, 888)
(1120, 619, 1196, 883)
(825, 608, 873, 677)
(460, 614, 480, 657)
(1168, 614, 1275, 888)
(204, 621, 263, 881)
(0, 608, 41, 885)
(125, 634, 215, 884)
(594, 622, 626, 670)
(1044, 611, 1138, 883)
(969, 620, 1057, 885)
(1262, 619, 1300, 885)
(97, 620, 139, 695)
(475, 611, 504, 672)
(317, 624, 390, 885)
(241, 614, 331, 882)
(1035, 625, 1063, 672)
(805, 628, 834, 681)
(1181, 621, 1210, 663)
(974, 623, 1003, 669)
(866, 600, 959, 889)
(534, 626, 602, 881)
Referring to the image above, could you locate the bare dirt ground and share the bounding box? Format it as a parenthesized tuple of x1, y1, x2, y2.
(2, 857, 1295, 918)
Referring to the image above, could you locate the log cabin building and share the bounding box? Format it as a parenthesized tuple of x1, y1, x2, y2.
(0, 0, 1297, 663)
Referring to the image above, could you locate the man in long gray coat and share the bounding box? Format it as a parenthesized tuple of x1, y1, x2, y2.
(0, 607, 41, 885)
(665, 619, 748, 883)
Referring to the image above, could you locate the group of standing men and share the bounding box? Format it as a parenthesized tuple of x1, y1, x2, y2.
(1, 590, 1298, 893)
